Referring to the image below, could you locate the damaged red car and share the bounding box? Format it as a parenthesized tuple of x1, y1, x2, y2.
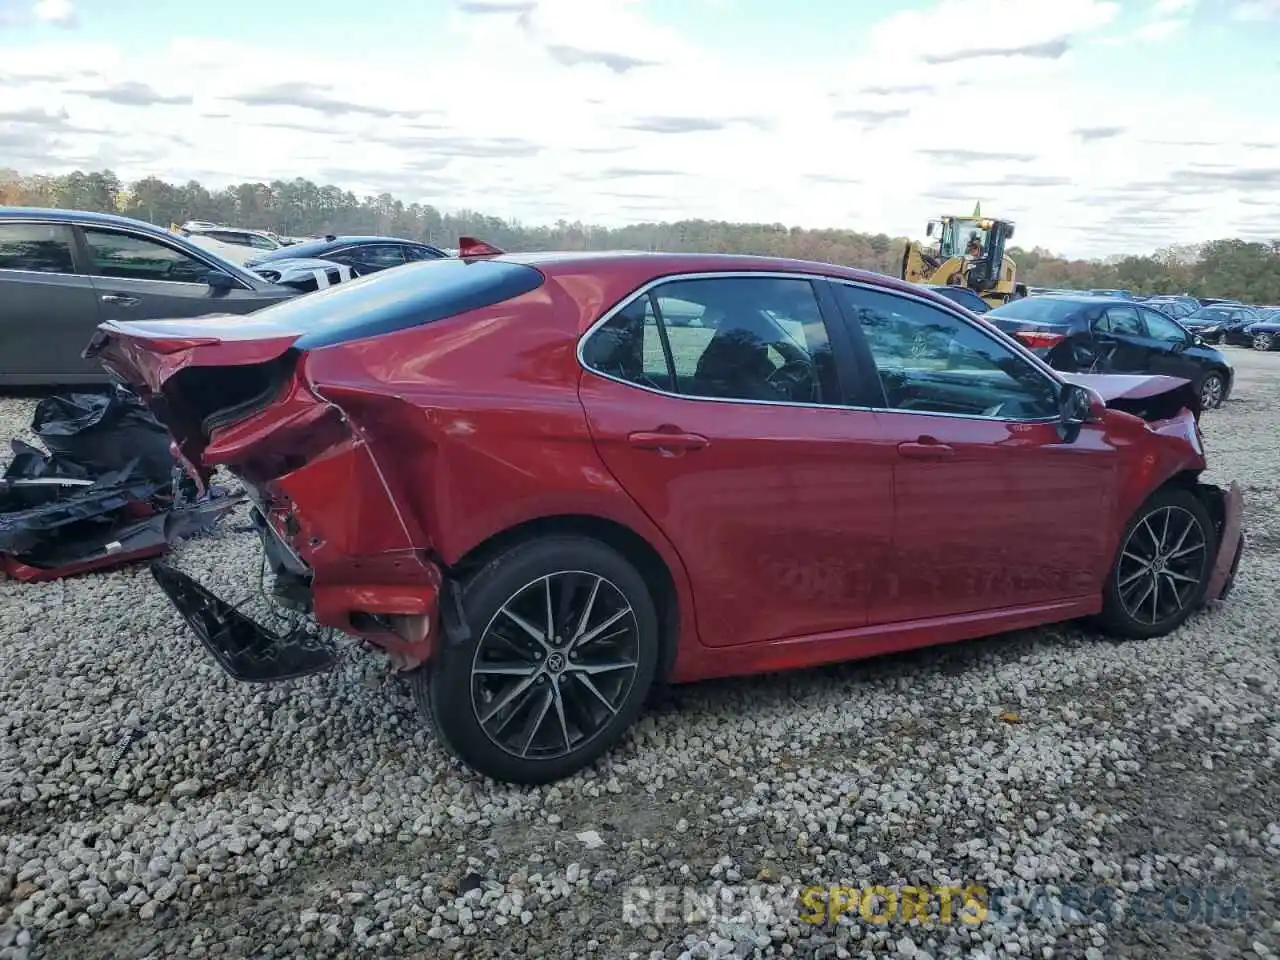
(86, 245, 1246, 784)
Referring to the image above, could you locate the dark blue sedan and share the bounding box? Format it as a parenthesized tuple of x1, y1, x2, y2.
(243, 235, 448, 274)
(986, 294, 1235, 409)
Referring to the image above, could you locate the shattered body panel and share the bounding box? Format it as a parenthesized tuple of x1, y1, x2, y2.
(0, 390, 235, 581)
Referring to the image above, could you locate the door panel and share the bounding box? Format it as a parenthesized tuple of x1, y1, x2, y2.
(580, 375, 895, 646)
(1138, 307, 1202, 381)
(831, 281, 1117, 623)
(1092, 304, 1152, 373)
(872, 412, 1115, 622)
(577, 274, 895, 647)
(0, 221, 102, 382)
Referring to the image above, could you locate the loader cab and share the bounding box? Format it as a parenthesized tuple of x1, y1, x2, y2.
(937, 217, 988, 260)
(939, 217, 1015, 292)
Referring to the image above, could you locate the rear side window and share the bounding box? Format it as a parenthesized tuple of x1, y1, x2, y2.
(262, 258, 545, 350)
(0, 222, 76, 274)
(581, 275, 842, 406)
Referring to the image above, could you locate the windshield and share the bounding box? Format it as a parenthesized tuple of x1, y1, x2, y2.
(987, 298, 1082, 323)
(938, 218, 988, 259)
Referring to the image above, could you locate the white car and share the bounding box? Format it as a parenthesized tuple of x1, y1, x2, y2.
(182, 226, 282, 266)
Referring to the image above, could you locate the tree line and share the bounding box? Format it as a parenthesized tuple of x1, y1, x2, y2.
(3, 168, 1277, 303)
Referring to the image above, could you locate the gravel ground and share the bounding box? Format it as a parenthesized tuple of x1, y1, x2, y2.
(1, 351, 1278, 960)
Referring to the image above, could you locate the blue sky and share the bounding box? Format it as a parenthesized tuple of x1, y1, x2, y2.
(1, 0, 1276, 257)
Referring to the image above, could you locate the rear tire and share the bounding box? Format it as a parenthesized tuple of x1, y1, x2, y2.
(412, 536, 659, 785)
(1254, 332, 1274, 351)
(1097, 487, 1216, 640)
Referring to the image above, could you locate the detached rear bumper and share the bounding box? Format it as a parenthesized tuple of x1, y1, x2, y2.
(1204, 480, 1245, 604)
(151, 509, 450, 682)
(152, 562, 340, 682)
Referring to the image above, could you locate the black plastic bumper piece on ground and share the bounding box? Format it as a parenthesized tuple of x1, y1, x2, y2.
(150, 562, 339, 683)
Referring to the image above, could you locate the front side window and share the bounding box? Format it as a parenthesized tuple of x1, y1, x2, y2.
(351, 244, 406, 269)
(404, 244, 444, 262)
(582, 275, 842, 405)
(83, 229, 211, 283)
(1141, 309, 1189, 343)
(1104, 305, 1145, 336)
(0, 222, 76, 274)
(834, 284, 1060, 420)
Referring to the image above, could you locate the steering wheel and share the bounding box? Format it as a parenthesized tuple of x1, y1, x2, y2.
(766, 360, 813, 397)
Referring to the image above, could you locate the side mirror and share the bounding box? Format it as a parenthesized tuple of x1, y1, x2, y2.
(1057, 382, 1104, 443)
(925, 222, 934, 237)
(206, 270, 236, 291)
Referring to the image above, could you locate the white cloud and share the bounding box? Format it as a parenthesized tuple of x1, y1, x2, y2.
(1134, 17, 1188, 40)
(1232, 0, 1280, 18)
(32, 0, 73, 24)
(0, 0, 73, 26)
(1152, 0, 1196, 14)
(0, 0, 1270, 258)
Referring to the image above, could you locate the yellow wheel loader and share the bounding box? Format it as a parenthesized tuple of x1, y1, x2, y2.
(899, 203, 1028, 309)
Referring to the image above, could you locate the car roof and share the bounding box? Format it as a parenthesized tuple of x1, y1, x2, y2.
(253, 235, 442, 260)
(1006, 294, 1121, 305)
(495, 250, 937, 292)
(0, 206, 165, 231)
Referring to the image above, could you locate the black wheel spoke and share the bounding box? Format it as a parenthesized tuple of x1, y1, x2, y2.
(472, 570, 640, 761)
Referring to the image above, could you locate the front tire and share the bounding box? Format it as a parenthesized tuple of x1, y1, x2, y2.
(1097, 487, 1216, 640)
(1196, 370, 1227, 410)
(412, 536, 660, 785)
(1254, 331, 1274, 351)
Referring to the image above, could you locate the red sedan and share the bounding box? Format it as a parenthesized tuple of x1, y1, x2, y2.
(87, 244, 1245, 785)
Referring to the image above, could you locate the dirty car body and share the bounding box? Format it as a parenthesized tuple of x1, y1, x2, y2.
(86, 251, 1245, 784)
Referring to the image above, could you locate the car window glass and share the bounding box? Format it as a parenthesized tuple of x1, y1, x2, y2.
(834, 284, 1060, 420)
(403, 245, 440, 262)
(352, 244, 405, 268)
(249, 235, 276, 249)
(580, 296, 673, 390)
(1091, 310, 1111, 334)
(83, 229, 211, 283)
(1105, 305, 1145, 336)
(1141, 309, 1189, 343)
(0, 222, 76, 273)
(583, 276, 842, 405)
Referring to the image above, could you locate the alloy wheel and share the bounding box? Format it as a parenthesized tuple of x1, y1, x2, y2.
(1254, 333, 1274, 351)
(470, 571, 640, 761)
(1115, 506, 1208, 627)
(1200, 374, 1225, 409)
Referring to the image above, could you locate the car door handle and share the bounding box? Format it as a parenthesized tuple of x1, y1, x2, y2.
(627, 430, 709, 453)
(897, 438, 954, 460)
(101, 295, 139, 306)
